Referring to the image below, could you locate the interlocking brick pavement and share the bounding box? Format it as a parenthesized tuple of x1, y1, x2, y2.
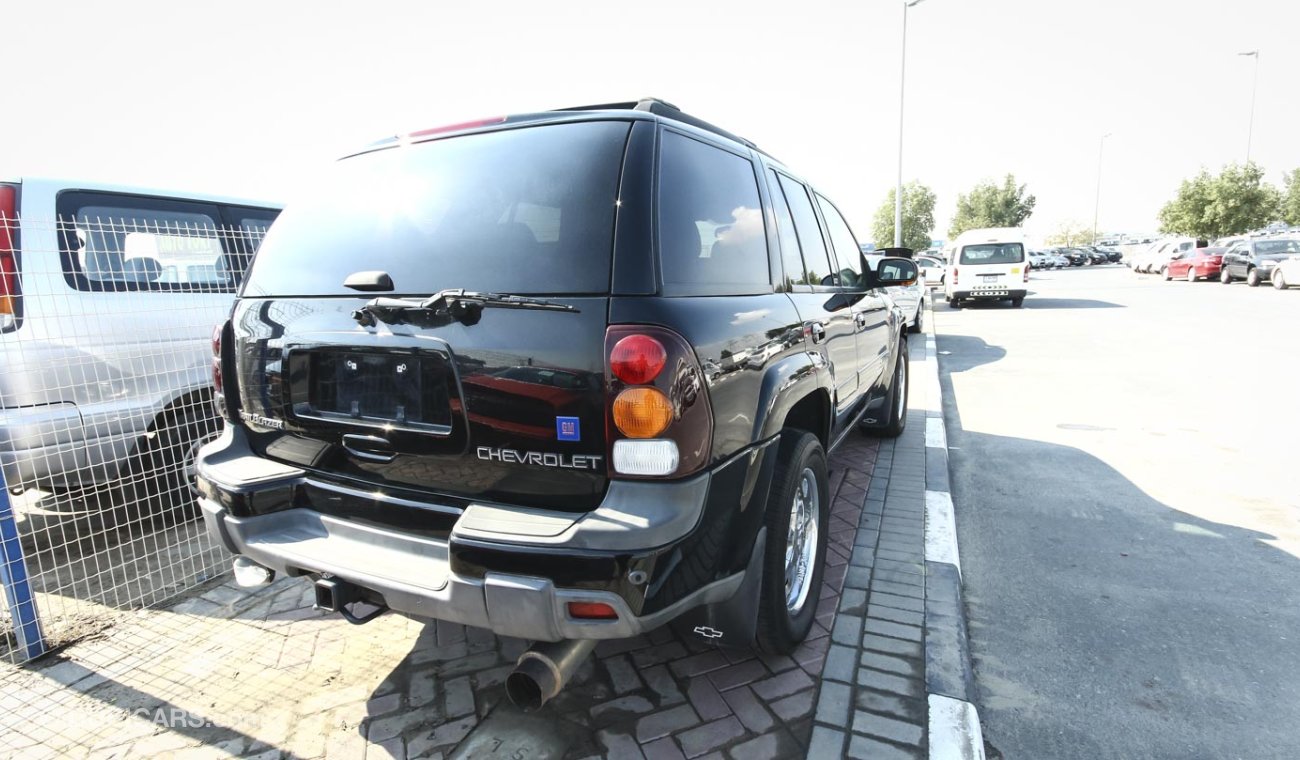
(0, 426, 893, 759)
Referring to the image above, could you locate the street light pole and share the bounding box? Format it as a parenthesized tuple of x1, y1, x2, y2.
(1238, 50, 1260, 164)
(895, 0, 927, 248)
(1092, 133, 1112, 246)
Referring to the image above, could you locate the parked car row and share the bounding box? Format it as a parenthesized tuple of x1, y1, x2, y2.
(1133, 234, 1300, 288)
(1028, 246, 1121, 269)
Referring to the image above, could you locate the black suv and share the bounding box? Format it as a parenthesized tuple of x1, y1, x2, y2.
(198, 99, 915, 708)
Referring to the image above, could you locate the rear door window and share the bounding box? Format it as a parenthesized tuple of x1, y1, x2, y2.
(815, 194, 865, 289)
(766, 169, 812, 288)
(776, 174, 837, 287)
(658, 130, 769, 293)
(243, 121, 631, 297)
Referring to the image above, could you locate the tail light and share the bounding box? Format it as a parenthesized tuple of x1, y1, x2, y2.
(0, 185, 19, 330)
(1024, 266, 1030, 283)
(212, 321, 231, 421)
(952, 267, 958, 285)
(605, 326, 712, 478)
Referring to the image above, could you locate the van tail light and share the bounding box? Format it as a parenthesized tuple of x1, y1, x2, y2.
(0, 185, 19, 329)
(1024, 267, 1030, 283)
(952, 267, 958, 285)
(605, 326, 712, 478)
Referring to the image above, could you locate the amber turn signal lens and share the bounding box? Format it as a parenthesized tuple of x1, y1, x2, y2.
(612, 387, 673, 438)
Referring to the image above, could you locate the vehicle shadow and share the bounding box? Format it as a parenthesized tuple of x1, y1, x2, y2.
(937, 364, 1300, 760)
(1020, 298, 1124, 309)
(934, 335, 1006, 375)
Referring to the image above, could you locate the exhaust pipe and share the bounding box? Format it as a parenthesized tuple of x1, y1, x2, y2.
(506, 639, 597, 711)
(232, 556, 275, 588)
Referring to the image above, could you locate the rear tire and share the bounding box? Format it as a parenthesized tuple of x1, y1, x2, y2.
(908, 305, 922, 334)
(755, 431, 829, 654)
(1247, 269, 1261, 287)
(1186, 268, 1196, 283)
(1221, 269, 1232, 284)
(122, 400, 221, 518)
(862, 338, 908, 438)
(1274, 269, 1288, 290)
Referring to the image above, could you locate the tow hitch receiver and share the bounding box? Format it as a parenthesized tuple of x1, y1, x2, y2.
(314, 577, 387, 625)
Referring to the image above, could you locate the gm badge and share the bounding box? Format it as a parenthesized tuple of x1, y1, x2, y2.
(556, 416, 581, 442)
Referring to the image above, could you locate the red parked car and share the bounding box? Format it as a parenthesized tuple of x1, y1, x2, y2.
(1165, 246, 1226, 282)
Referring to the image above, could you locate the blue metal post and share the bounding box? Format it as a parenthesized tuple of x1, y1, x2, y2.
(0, 472, 45, 660)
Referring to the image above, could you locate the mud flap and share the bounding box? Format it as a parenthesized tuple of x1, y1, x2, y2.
(672, 527, 766, 649)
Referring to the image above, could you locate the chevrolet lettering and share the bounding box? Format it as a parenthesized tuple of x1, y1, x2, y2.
(476, 447, 603, 470)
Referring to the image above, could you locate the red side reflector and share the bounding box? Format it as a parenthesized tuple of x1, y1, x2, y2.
(409, 117, 506, 139)
(567, 602, 619, 620)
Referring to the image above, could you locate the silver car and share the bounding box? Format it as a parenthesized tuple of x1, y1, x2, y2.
(1, 177, 278, 499)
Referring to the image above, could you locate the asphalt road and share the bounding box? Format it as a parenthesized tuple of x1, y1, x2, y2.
(934, 264, 1300, 760)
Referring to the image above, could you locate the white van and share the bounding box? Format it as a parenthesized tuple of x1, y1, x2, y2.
(0, 177, 279, 504)
(943, 227, 1029, 308)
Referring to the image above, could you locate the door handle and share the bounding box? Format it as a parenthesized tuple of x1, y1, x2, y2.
(342, 433, 397, 463)
(809, 322, 826, 344)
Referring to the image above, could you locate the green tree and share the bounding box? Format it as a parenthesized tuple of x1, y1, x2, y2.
(1158, 162, 1281, 238)
(871, 182, 937, 251)
(1045, 220, 1094, 247)
(1282, 168, 1300, 227)
(949, 174, 1036, 237)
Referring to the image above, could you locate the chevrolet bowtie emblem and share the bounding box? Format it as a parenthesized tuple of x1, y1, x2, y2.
(693, 626, 723, 640)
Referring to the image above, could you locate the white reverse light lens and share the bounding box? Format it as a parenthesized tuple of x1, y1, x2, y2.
(613, 439, 679, 476)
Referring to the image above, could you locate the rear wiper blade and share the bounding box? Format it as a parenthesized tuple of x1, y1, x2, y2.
(352, 289, 579, 327)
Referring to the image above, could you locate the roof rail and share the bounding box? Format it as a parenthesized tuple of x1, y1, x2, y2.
(555, 98, 763, 154)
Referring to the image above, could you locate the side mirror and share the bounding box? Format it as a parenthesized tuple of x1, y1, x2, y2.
(876, 257, 918, 286)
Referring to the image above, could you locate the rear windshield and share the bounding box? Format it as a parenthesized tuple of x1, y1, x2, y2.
(959, 243, 1024, 265)
(242, 121, 631, 297)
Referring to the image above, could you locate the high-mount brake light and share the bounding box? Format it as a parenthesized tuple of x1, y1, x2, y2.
(610, 335, 667, 384)
(408, 116, 506, 139)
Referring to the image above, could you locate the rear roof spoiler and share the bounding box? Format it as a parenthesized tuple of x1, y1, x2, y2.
(556, 98, 764, 155)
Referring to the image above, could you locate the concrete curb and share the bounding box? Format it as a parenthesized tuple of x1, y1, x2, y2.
(919, 293, 985, 760)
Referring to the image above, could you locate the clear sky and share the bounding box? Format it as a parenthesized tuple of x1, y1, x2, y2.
(4, 0, 1296, 243)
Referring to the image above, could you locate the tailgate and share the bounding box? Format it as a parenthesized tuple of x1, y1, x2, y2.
(233, 296, 610, 511)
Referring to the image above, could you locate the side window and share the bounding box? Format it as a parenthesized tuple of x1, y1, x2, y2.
(766, 169, 810, 289)
(222, 205, 281, 287)
(815, 194, 864, 289)
(57, 192, 233, 293)
(658, 131, 769, 291)
(776, 174, 836, 286)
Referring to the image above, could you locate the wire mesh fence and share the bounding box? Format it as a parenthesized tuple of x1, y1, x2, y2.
(1, 210, 272, 664)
